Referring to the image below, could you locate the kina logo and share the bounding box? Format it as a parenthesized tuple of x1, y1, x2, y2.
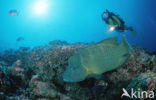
(121, 88, 154, 99)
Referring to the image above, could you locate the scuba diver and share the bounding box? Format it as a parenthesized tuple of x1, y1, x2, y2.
(102, 9, 136, 34)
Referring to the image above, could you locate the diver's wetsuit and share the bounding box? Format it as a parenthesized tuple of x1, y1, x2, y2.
(102, 10, 136, 34)
(102, 10, 127, 32)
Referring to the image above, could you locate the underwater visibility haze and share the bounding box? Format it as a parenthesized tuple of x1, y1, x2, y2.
(0, 0, 156, 100)
(0, 0, 156, 50)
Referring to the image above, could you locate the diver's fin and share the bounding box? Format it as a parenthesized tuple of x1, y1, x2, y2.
(131, 30, 137, 35)
(128, 27, 137, 35)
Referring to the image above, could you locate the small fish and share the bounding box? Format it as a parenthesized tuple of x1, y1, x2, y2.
(8, 10, 18, 16)
(16, 37, 24, 42)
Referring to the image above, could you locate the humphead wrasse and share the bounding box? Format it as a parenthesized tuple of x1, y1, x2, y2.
(63, 37, 130, 82)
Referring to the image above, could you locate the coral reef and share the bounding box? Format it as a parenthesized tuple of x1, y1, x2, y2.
(126, 71, 156, 99)
(0, 40, 156, 100)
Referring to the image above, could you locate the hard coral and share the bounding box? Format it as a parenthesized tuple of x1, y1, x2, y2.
(0, 40, 156, 100)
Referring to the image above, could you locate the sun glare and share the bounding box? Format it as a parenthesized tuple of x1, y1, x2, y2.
(34, 0, 48, 15)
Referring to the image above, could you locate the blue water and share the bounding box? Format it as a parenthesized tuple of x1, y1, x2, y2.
(0, 0, 156, 51)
